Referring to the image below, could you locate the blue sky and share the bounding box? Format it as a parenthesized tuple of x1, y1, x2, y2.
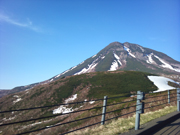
(0, 0, 180, 89)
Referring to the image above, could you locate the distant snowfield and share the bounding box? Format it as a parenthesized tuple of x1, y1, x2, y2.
(146, 53, 180, 73)
(147, 76, 178, 93)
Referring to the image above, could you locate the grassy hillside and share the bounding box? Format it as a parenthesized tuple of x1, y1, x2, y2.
(0, 71, 157, 112)
(0, 71, 159, 134)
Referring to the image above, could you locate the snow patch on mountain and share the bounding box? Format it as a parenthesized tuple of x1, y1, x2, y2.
(20, 119, 53, 130)
(146, 53, 156, 64)
(89, 101, 95, 104)
(13, 95, 22, 104)
(124, 46, 136, 58)
(153, 55, 180, 72)
(80, 61, 84, 65)
(49, 79, 53, 82)
(139, 46, 144, 52)
(74, 58, 99, 75)
(3, 116, 16, 121)
(53, 94, 78, 114)
(147, 76, 178, 92)
(55, 74, 61, 78)
(114, 53, 122, 65)
(71, 65, 77, 70)
(55, 65, 78, 78)
(109, 53, 122, 71)
(92, 54, 97, 58)
(65, 94, 77, 103)
(101, 56, 105, 59)
(109, 60, 119, 71)
(53, 105, 74, 114)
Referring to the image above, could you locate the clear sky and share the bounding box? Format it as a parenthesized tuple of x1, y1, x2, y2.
(0, 0, 180, 89)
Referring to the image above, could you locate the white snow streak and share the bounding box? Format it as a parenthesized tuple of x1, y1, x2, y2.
(74, 58, 99, 75)
(146, 53, 156, 64)
(109, 53, 122, 71)
(80, 61, 84, 65)
(124, 46, 136, 58)
(13, 95, 22, 104)
(154, 55, 180, 72)
(84, 99, 95, 104)
(3, 116, 16, 121)
(89, 101, 95, 104)
(147, 76, 178, 92)
(92, 54, 97, 58)
(101, 56, 105, 59)
(55, 65, 78, 78)
(53, 94, 77, 114)
(53, 105, 74, 114)
(114, 53, 122, 65)
(55, 74, 61, 78)
(20, 119, 53, 130)
(71, 65, 77, 70)
(49, 79, 53, 82)
(65, 94, 77, 103)
(109, 60, 119, 71)
(139, 46, 144, 52)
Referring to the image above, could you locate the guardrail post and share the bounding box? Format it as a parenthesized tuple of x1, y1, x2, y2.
(168, 90, 170, 103)
(101, 96, 107, 125)
(177, 89, 180, 111)
(135, 91, 145, 130)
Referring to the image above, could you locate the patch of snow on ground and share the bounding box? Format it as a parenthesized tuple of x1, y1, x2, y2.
(53, 106, 74, 114)
(147, 76, 178, 93)
(13, 95, 22, 104)
(13, 98, 22, 104)
(3, 116, 16, 121)
(65, 94, 77, 103)
(25, 87, 33, 91)
(109, 60, 118, 71)
(53, 94, 78, 114)
(154, 55, 180, 73)
(124, 46, 136, 58)
(89, 101, 95, 104)
(20, 119, 53, 130)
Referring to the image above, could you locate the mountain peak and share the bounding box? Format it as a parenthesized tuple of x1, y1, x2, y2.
(4, 41, 180, 96)
(52, 41, 180, 79)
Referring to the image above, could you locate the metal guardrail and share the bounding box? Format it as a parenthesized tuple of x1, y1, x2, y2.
(0, 88, 179, 135)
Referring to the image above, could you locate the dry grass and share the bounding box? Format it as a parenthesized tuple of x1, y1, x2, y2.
(68, 105, 177, 135)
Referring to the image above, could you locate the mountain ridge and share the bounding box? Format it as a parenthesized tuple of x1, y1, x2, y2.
(1, 41, 180, 98)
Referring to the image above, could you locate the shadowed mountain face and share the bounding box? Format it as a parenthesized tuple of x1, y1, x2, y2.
(2, 42, 180, 97)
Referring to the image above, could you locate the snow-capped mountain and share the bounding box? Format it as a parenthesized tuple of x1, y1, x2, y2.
(2, 42, 180, 98)
(52, 42, 180, 81)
